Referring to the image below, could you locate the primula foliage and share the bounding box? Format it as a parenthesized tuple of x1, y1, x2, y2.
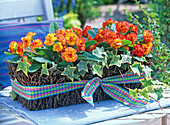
(5, 18, 165, 101)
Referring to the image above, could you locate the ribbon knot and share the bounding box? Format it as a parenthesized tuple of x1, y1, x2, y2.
(81, 76, 151, 107)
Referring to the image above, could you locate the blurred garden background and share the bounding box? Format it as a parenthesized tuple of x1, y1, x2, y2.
(51, 0, 169, 87)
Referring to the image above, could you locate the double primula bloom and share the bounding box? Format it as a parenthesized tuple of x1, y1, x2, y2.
(9, 18, 154, 63)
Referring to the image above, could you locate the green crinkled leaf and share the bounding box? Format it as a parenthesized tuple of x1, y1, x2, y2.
(121, 53, 132, 64)
(28, 63, 42, 72)
(49, 62, 58, 72)
(33, 57, 52, 64)
(143, 66, 153, 78)
(92, 47, 107, 59)
(92, 28, 98, 34)
(129, 88, 138, 99)
(58, 61, 74, 68)
(109, 55, 121, 67)
(102, 56, 109, 69)
(73, 74, 81, 81)
(77, 60, 88, 72)
(140, 77, 154, 88)
(87, 30, 96, 38)
(98, 42, 110, 48)
(9, 91, 17, 100)
(61, 65, 77, 81)
(154, 87, 164, 100)
(40, 62, 49, 76)
(4, 52, 18, 56)
(49, 22, 59, 33)
(16, 58, 31, 76)
(138, 88, 150, 100)
(130, 62, 144, 76)
(77, 51, 102, 62)
(122, 40, 132, 46)
(85, 40, 97, 49)
(91, 64, 103, 77)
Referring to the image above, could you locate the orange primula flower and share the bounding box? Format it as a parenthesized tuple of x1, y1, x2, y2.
(130, 24, 138, 34)
(27, 32, 36, 37)
(9, 41, 17, 53)
(142, 43, 152, 55)
(22, 55, 32, 65)
(82, 25, 92, 37)
(102, 18, 118, 28)
(76, 38, 86, 51)
(21, 35, 32, 48)
(44, 33, 56, 46)
(65, 32, 78, 46)
(116, 33, 126, 40)
(72, 27, 82, 37)
(56, 29, 65, 36)
(30, 39, 43, 51)
(126, 33, 137, 45)
(16, 42, 24, 56)
(53, 42, 63, 52)
(143, 30, 154, 44)
(56, 34, 66, 45)
(110, 38, 123, 49)
(116, 21, 130, 33)
(61, 47, 78, 62)
(132, 45, 144, 57)
(104, 31, 117, 44)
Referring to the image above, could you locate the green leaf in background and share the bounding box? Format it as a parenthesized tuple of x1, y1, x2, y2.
(40, 62, 49, 76)
(28, 63, 42, 72)
(77, 60, 88, 72)
(16, 58, 31, 76)
(85, 40, 97, 49)
(154, 87, 164, 100)
(92, 47, 107, 59)
(9, 91, 17, 100)
(138, 88, 150, 100)
(49, 22, 59, 33)
(49, 62, 58, 72)
(109, 55, 121, 67)
(130, 62, 144, 76)
(91, 64, 103, 77)
(111, 24, 116, 31)
(4, 52, 18, 56)
(121, 54, 132, 64)
(140, 77, 154, 88)
(61, 65, 76, 81)
(87, 30, 96, 38)
(129, 88, 138, 99)
(122, 40, 132, 46)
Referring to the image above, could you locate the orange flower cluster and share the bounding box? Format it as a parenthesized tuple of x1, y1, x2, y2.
(102, 18, 118, 28)
(132, 45, 144, 57)
(61, 47, 78, 62)
(9, 32, 43, 56)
